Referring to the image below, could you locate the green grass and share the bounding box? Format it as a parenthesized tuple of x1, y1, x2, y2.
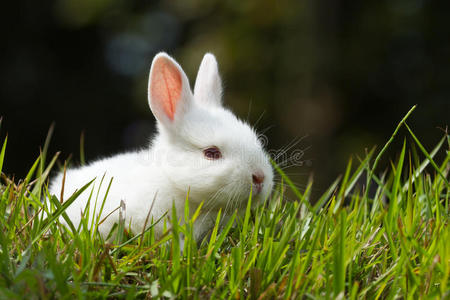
(0, 109, 449, 299)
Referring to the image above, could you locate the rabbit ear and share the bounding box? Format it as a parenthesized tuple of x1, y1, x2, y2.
(148, 53, 193, 127)
(194, 53, 223, 107)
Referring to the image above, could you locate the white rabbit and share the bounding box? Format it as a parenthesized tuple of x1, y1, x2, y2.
(49, 52, 273, 240)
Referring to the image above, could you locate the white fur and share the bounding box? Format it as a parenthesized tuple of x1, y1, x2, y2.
(49, 52, 273, 240)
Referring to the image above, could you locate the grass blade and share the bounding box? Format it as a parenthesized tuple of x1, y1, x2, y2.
(28, 179, 94, 249)
(404, 123, 449, 187)
(0, 135, 6, 175)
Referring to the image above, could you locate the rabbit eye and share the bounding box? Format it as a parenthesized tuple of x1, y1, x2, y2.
(203, 146, 222, 160)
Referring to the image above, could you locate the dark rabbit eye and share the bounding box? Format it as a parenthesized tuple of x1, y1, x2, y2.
(203, 146, 222, 160)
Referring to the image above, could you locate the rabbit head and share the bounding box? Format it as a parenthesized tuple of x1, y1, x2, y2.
(147, 53, 273, 210)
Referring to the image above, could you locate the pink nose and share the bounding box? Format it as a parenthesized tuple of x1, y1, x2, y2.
(252, 172, 265, 185)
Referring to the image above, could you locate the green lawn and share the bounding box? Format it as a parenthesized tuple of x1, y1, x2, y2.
(0, 107, 449, 299)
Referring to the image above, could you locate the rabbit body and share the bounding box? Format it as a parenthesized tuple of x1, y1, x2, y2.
(50, 53, 273, 240)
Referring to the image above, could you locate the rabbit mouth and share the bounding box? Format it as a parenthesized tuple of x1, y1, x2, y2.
(253, 183, 263, 195)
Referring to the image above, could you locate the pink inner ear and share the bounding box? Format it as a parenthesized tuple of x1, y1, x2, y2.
(151, 58, 182, 120)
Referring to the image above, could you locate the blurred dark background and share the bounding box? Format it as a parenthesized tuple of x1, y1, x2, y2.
(1, 0, 449, 197)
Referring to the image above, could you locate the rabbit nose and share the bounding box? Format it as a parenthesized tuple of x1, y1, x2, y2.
(252, 171, 265, 185)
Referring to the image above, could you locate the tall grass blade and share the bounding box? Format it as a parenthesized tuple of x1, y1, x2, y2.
(366, 105, 416, 197)
(28, 179, 94, 249)
(333, 210, 346, 296)
(404, 123, 449, 186)
(0, 135, 6, 176)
